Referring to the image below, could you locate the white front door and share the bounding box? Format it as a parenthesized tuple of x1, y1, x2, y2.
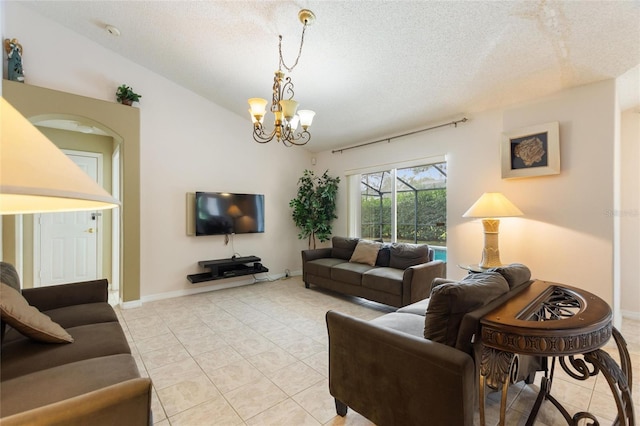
(36, 153, 101, 286)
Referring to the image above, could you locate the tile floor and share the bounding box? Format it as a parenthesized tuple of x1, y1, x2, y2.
(114, 277, 639, 426)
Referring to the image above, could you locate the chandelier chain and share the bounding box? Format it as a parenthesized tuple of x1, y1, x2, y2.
(278, 22, 308, 73)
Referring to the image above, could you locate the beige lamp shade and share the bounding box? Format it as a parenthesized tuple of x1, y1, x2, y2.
(0, 97, 120, 215)
(463, 192, 523, 218)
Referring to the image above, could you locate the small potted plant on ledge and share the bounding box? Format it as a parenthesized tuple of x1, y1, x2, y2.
(116, 84, 141, 106)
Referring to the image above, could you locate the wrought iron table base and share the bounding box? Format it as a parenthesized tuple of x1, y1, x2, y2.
(480, 328, 634, 426)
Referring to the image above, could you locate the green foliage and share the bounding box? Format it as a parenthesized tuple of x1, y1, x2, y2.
(289, 170, 340, 249)
(116, 84, 142, 104)
(361, 188, 446, 245)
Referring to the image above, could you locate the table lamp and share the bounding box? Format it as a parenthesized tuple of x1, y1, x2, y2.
(1, 97, 119, 214)
(463, 192, 523, 268)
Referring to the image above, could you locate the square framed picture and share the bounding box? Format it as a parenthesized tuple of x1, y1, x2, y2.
(501, 121, 560, 179)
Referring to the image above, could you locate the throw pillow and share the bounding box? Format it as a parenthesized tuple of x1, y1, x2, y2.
(331, 237, 360, 260)
(389, 243, 429, 269)
(423, 272, 509, 347)
(375, 244, 391, 267)
(350, 240, 382, 266)
(488, 263, 531, 289)
(0, 283, 74, 343)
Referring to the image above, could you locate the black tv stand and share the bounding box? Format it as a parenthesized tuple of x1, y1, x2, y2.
(187, 256, 268, 283)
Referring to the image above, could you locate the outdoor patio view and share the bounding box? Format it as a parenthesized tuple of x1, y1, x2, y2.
(360, 162, 447, 261)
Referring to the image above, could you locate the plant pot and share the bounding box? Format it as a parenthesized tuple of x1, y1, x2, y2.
(120, 99, 133, 106)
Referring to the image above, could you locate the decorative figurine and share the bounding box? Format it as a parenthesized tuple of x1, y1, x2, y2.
(4, 38, 24, 83)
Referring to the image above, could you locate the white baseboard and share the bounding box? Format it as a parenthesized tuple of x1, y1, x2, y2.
(621, 310, 640, 321)
(140, 272, 288, 304)
(120, 299, 142, 309)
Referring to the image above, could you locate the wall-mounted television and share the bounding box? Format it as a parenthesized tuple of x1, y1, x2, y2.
(195, 192, 265, 236)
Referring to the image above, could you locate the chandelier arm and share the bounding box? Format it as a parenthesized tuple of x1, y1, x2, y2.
(288, 130, 311, 146)
(252, 125, 278, 144)
(278, 22, 308, 73)
(281, 77, 295, 101)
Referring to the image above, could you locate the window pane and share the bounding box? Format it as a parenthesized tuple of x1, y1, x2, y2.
(359, 162, 446, 257)
(360, 171, 392, 241)
(396, 164, 446, 246)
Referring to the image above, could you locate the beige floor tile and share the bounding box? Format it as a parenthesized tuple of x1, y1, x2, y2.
(169, 395, 244, 425)
(246, 347, 299, 375)
(323, 409, 376, 426)
(141, 343, 192, 370)
(302, 351, 329, 377)
(148, 357, 204, 390)
(228, 332, 279, 358)
(194, 345, 244, 373)
(245, 398, 320, 425)
(151, 388, 167, 423)
(179, 330, 228, 357)
(278, 335, 326, 359)
(293, 379, 337, 424)
(135, 332, 180, 354)
(224, 376, 289, 420)
(267, 360, 325, 396)
(205, 358, 266, 394)
(156, 374, 220, 418)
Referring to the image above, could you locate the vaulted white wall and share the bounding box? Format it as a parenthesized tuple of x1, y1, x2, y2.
(3, 2, 312, 300)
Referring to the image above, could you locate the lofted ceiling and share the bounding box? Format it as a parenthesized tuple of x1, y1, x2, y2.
(20, 1, 640, 153)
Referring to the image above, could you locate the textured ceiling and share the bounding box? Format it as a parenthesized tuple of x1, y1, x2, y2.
(20, 1, 640, 152)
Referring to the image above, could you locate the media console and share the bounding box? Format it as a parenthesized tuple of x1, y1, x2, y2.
(187, 255, 268, 283)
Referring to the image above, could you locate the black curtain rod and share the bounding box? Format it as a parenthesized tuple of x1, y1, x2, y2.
(331, 117, 468, 154)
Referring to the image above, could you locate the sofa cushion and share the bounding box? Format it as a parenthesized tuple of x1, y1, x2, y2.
(331, 262, 374, 286)
(389, 243, 430, 269)
(331, 237, 360, 260)
(488, 263, 531, 289)
(0, 283, 73, 344)
(1, 321, 131, 381)
(350, 240, 382, 266)
(396, 298, 430, 316)
(370, 312, 425, 338)
(375, 244, 391, 267)
(306, 258, 346, 279)
(424, 272, 509, 347)
(362, 267, 404, 296)
(44, 303, 119, 329)
(0, 354, 141, 417)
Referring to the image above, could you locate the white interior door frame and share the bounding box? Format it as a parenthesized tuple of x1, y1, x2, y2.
(33, 150, 104, 286)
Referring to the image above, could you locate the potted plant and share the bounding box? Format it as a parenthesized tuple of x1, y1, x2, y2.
(115, 84, 141, 106)
(290, 169, 340, 249)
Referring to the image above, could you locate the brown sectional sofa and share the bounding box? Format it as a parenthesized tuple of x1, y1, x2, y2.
(0, 262, 152, 425)
(302, 237, 446, 307)
(326, 264, 541, 426)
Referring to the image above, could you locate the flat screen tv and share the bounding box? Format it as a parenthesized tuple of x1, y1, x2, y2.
(195, 192, 265, 236)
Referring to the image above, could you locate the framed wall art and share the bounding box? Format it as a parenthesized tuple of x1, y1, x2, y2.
(501, 121, 560, 179)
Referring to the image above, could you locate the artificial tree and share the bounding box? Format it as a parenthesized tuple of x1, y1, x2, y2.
(290, 169, 340, 249)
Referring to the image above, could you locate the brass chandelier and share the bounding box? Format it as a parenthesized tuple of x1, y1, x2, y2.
(248, 9, 316, 146)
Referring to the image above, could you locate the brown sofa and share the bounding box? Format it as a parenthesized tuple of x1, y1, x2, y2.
(326, 264, 541, 426)
(0, 262, 152, 425)
(302, 237, 446, 307)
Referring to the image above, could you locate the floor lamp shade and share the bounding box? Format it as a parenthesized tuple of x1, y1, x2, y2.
(1, 98, 119, 215)
(463, 192, 523, 268)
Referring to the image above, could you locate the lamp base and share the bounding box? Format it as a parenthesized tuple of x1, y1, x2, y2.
(479, 218, 502, 268)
